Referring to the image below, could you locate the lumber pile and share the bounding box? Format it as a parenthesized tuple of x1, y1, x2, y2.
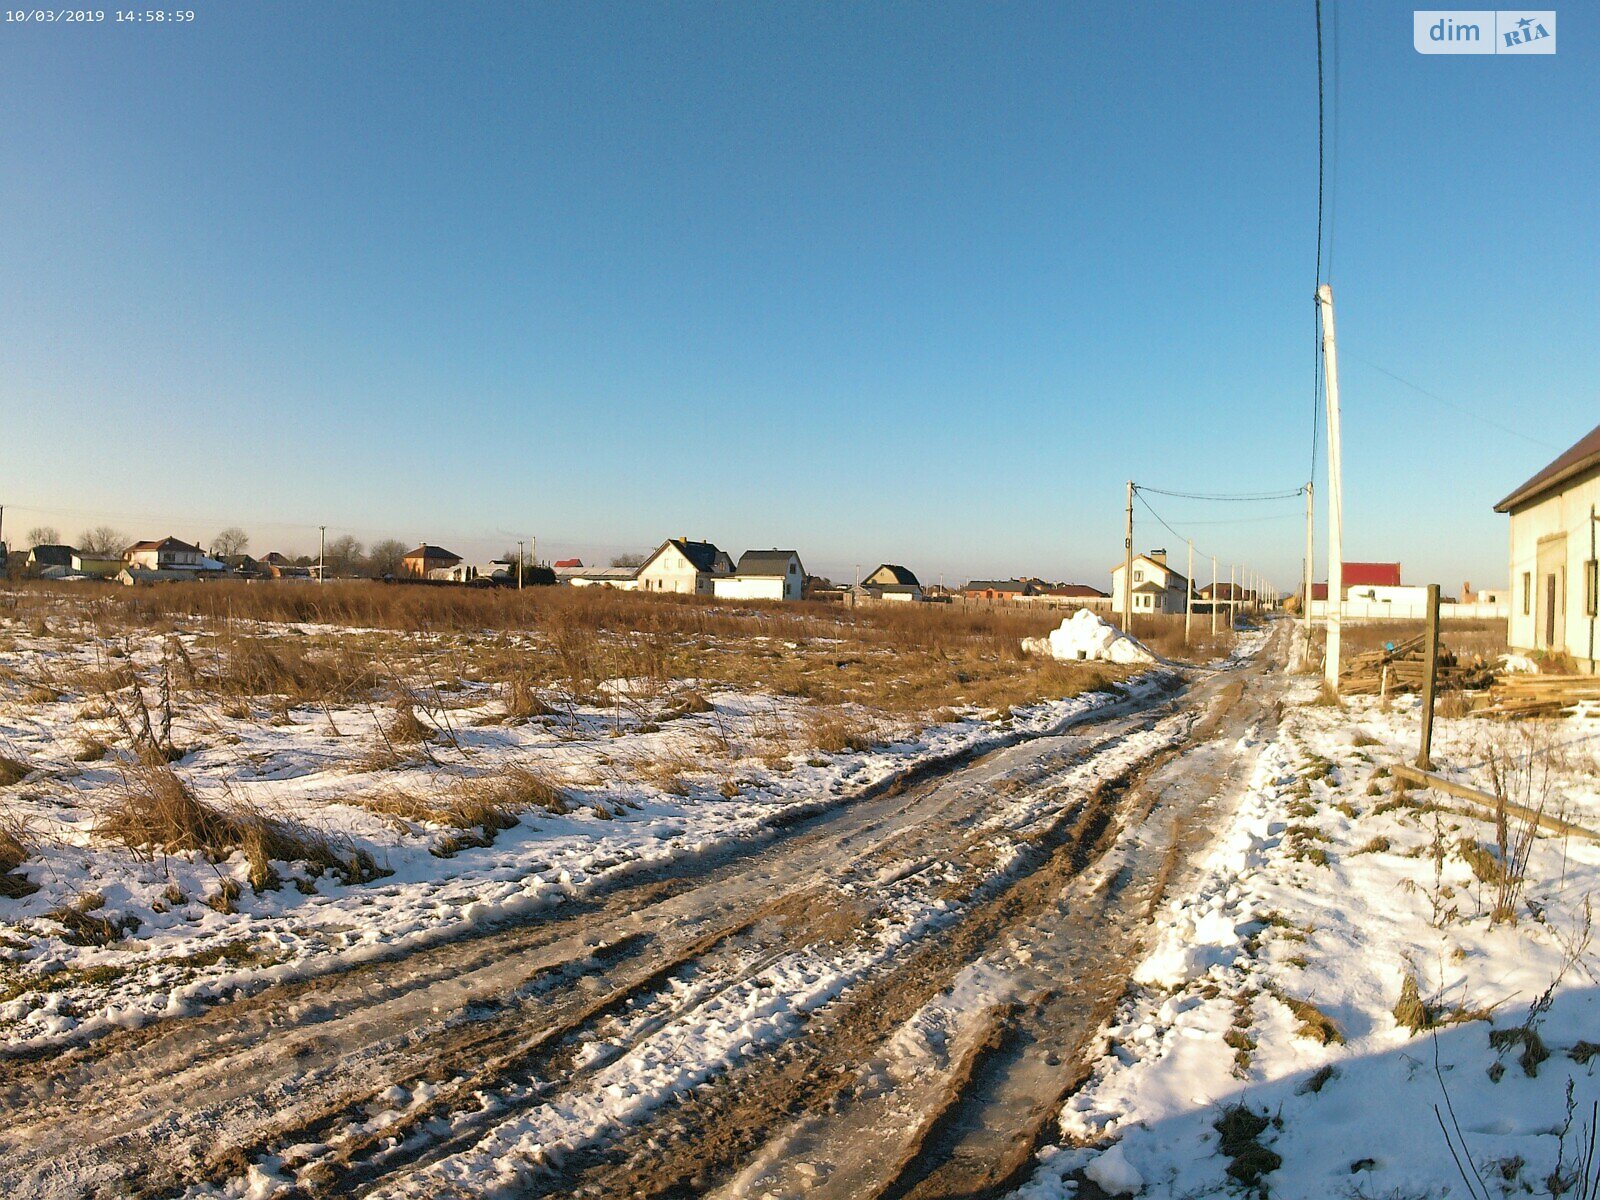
(1478, 674, 1600, 718)
(1338, 637, 1494, 696)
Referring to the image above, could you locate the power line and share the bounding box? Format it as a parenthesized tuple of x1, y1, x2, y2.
(1135, 485, 1306, 502)
(1343, 352, 1561, 451)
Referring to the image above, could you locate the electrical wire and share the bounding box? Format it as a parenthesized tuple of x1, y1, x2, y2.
(1135, 486, 1306, 502)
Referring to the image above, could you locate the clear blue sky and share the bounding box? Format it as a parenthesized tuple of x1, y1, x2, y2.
(3, 3, 1594, 589)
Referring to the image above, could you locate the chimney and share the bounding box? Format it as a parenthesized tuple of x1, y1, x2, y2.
(1148, 549, 1167, 563)
(1463, 581, 1472, 601)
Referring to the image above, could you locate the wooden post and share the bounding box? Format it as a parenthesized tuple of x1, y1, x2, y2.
(1122, 481, 1135, 635)
(1417, 583, 1441, 770)
(1210, 555, 1218, 635)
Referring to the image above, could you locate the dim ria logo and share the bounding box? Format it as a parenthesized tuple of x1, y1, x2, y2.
(1414, 10, 1555, 53)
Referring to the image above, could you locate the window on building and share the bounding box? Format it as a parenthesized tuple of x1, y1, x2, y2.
(1586, 559, 1598, 618)
(1133, 570, 1143, 583)
(1522, 572, 1532, 616)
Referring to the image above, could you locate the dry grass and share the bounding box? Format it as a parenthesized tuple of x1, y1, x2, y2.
(5, 582, 1135, 720)
(0, 756, 29, 787)
(96, 764, 381, 890)
(360, 765, 568, 855)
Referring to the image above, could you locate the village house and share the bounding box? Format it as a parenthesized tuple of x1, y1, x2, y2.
(712, 550, 806, 601)
(634, 538, 734, 595)
(1495, 421, 1600, 671)
(1110, 551, 1191, 615)
(963, 579, 1037, 602)
(559, 565, 642, 588)
(123, 537, 224, 574)
(70, 551, 125, 579)
(1037, 583, 1112, 610)
(27, 544, 77, 571)
(858, 564, 923, 602)
(401, 544, 461, 579)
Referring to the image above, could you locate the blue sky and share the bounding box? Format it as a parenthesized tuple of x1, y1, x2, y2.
(3, 3, 1594, 588)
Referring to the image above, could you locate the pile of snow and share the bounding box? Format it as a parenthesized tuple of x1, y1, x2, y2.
(1021, 609, 1156, 665)
(1083, 1142, 1144, 1195)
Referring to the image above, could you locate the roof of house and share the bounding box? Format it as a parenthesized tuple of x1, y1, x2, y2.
(1110, 554, 1188, 585)
(868, 564, 920, 585)
(1343, 562, 1402, 588)
(403, 544, 461, 562)
(553, 558, 583, 569)
(873, 583, 923, 595)
(735, 549, 800, 576)
(1495, 421, 1600, 513)
(260, 551, 292, 564)
(1046, 584, 1106, 598)
(29, 544, 77, 566)
(126, 536, 203, 555)
(964, 579, 1031, 593)
(652, 538, 727, 573)
(1132, 582, 1166, 594)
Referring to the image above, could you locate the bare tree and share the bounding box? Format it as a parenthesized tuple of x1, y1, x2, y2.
(77, 526, 128, 556)
(366, 538, 406, 578)
(610, 552, 647, 568)
(323, 534, 363, 577)
(210, 527, 250, 558)
(26, 526, 60, 547)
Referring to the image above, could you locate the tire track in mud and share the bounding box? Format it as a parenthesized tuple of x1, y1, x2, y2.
(0, 688, 1185, 1198)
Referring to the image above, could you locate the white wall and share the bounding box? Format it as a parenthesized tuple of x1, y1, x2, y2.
(1506, 469, 1600, 667)
(711, 576, 787, 601)
(637, 545, 714, 595)
(1309, 599, 1509, 621)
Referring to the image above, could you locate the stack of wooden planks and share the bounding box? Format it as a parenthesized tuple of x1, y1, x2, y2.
(1477, 673, 1600, 718)
(1338, 636, 1494, 696)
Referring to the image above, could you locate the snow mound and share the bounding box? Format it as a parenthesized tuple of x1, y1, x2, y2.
(1021, 609, 1156, 665)
(1498, 652, 1540, 674)
(1084, 1142, 1144, 1194)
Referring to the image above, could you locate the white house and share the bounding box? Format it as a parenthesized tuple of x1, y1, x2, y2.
(634, 538, 734, 596)
(1495, 421, 1600, 671)
(1109, 551, 1191, 615)
(560, 565, 642, 589)
(712, 550, 806, 601)
(123, 536, 225, 574)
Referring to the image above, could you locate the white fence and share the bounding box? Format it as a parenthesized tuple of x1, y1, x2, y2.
(1308, 600, 1508, 621)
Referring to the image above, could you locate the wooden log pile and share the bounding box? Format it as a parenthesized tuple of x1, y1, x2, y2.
(1337, 636, 1495, 696)
(1477, 673, 1600, 718)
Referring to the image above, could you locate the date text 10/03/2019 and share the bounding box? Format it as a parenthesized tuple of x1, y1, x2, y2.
(5, 9, 197, 21)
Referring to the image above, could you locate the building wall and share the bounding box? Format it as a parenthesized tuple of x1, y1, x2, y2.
(1310, 600, 1510, 621)
(637, 546, 711, 595)
(711, 576, 787, 601)
(1110, 560, 1187, 615)
(1506, 468, 1600, 670)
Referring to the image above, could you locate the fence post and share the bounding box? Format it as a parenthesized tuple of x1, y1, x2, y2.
(1417, 583, 1440, 770)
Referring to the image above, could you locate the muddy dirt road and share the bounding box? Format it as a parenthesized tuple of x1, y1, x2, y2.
(1, 625, 1290, 1199)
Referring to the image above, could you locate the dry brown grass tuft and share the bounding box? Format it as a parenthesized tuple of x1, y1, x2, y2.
(0, 756, 30, 787)
(97, 765, 380, 889)
(807, 710, 874, 755)
(0, 819, 36, 898)
(362, 764, 567, 856)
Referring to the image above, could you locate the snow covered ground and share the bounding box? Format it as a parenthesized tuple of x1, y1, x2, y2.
(1014, 681, 1600, 1199)
(0, 616, 1168, 1054)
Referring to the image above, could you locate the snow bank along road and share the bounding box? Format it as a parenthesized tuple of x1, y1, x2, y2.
(0, 625, 1288, 1199)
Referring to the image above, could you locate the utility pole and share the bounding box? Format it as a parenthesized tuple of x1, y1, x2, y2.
(1210, 555, 1218, 635)
(1417, 584, 1441, 769)
(1229, 563, 1236, 627)
(517, 540, 525, 590)
(1184, 538, 1194, 646)
(1122, 481, 1135, 633)
(1303, 480, 1314, 655)
(318, 525, 326, 585)
(1317, 283, 1345, 692)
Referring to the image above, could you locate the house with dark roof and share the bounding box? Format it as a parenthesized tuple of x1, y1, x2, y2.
(858, 564, 923, 603)
(27, 544, 77, 571)
(1494, 421, 1600, 671)
(712, 550, 806, 601)
(634, 538, 734, 596)
(963, 579, 1037, 602)
(401, 544, 462, 578)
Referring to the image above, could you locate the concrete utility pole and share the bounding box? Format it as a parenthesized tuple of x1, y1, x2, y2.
(1122, 481, 1135, 633)
(1184, 539, 1194, 645)
(517, 540, 525, 590)
(318, 525, 326, 585)
(1230, 564, 1237, 626)
(1303, 479, 1314, 655)
(1317, 283, 1345, 692)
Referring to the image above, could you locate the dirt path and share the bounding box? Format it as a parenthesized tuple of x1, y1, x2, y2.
(0, 628, 1290, 1199)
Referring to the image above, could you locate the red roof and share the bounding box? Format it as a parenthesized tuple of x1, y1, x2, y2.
(1342, 562, 1401, 588)
(553, 558, 583, 569)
